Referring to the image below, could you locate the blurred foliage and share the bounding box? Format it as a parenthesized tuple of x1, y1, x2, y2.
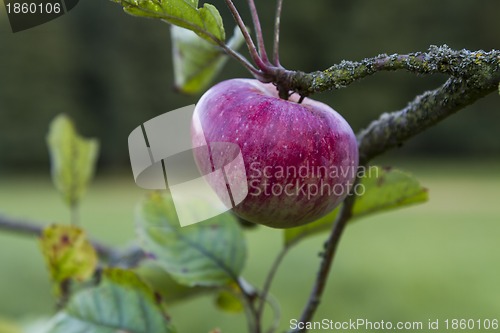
(46, 114, 99, 208)
(46, 268, 176, 333)
(0, 0, 499, 171)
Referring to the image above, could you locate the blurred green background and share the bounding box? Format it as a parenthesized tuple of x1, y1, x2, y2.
(0, 0, 499, 332)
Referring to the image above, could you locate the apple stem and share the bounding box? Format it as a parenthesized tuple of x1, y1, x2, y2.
(222, 0, 299, 99)
(224, 0, 269, 72)
(277, 85, 289, 100)
(247, 0, 270, 65)
(273, 0, 284, 67)
(176, 15, 265, 80)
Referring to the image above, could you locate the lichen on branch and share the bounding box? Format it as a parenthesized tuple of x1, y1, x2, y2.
(277, 45, 500, 97)
(357, 74, 499, 163)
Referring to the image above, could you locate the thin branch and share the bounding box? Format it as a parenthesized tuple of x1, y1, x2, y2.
(237, 277, 261, 333)
(176, 16, 263, 78)
(247, 0, 269, 64)
(256, 242, 292, 320)
(0, 215, 43, 236)
(264, 293, 281, 333)
(224, 0, 268, 71)
(293, 191, 357, 332)
(273, 0, 283, 66)
(220, 43, 264, 78)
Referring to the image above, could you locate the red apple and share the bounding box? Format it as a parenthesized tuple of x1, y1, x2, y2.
(191, 79, 358, 228)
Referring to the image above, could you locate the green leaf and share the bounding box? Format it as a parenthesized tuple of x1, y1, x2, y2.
(284, 166, 428, 246)
(39, 224, 97, 295)
(46, 268, 176, 333)
(115, 0, 225, 43)
(46, 114, 99, 209)
(199, 3, 224, 41)
(215, 284, 244, 313)
(172, 26, 244, 94)
(353, 166, 429, 216)
(137, 192, 247, 287)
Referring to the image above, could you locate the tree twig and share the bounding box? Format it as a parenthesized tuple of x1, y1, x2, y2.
(273, 0, 283, 66)
(275, 45, 500, 96)
(247, 0, 269, 64)
(292, 191, 357, 332)
(264, 293, 281, 333)
(224, 0, 268, 71)
(0, 215, 44, 236)
(237, 277, 261, 333)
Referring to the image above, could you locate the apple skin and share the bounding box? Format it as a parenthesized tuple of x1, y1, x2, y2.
(192, 79, 358, 228)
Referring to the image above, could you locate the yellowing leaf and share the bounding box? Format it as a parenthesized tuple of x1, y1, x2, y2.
(40, 225, 97, 294)
(46, 114, 99, 209)
(215, 283, 244, 313)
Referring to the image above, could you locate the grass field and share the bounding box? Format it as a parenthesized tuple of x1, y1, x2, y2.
(0, 159, 499, 332)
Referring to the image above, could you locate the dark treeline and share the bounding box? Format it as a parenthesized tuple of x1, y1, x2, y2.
(1, 0, 499, 170)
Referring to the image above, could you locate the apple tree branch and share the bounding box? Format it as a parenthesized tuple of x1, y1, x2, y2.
(357, 75, 498, 163)
(276, 45, 500, 96)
